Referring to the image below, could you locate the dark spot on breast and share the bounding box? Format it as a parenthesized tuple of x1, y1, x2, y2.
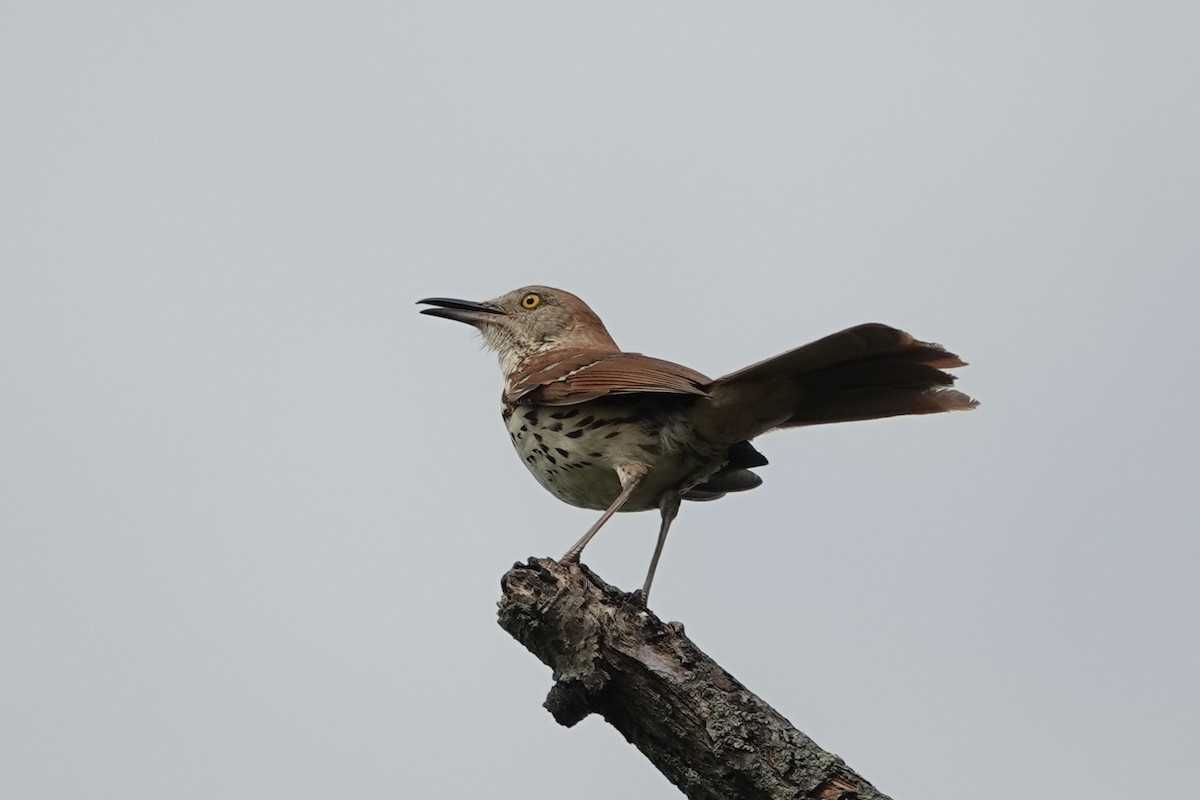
(501, 407, 513, 421)
(566, 429, 583, 438)
(539, 443, 551, 454)
(589, 418, 611, 429)
(589, 452, 602, 458)
(575, 415, 595, 428)
(519, 424, 528, 432)
(533, 433, 543, 443)
(577, 461, 592, 468)
(545, 454, 557, 465)
(550, 409, 579, 419)
(549, 421, 563, 432)
(523, 409, 539, 424)
(525, 455, 536, 464)
(556, 448, 569, 458)
(604, 430, 621, 439)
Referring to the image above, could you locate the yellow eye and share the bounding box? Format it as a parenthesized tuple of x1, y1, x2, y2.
(520, 292, 542, 310)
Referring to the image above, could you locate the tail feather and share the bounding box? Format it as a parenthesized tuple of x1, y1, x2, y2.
(781, 386, 977, 427)
(787, 358, 958, 393)
(682, 439, 768, 502)
(697, 323, 977, 441)
(716, 323, 966, 386)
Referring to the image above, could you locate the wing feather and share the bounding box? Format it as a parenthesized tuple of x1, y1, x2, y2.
(506, 350, 711, 406)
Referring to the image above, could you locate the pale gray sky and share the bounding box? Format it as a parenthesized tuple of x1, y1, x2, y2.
(2, 3, 1197, 798)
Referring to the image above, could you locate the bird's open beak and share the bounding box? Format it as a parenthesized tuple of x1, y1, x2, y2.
(417, 297, 505, 326)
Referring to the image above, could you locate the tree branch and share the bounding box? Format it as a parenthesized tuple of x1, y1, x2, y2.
(497, 558, 892, 800)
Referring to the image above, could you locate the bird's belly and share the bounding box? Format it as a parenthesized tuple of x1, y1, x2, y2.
(503, 403, 723, 512)
(525, 452, 627, 510)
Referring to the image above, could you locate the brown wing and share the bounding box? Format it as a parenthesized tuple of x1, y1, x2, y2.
(506, 350, 711, 406)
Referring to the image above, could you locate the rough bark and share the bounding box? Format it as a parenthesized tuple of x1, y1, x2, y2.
(497, 557, 892, 800)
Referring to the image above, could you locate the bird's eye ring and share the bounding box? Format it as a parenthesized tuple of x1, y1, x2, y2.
(520, 292, 542, 310)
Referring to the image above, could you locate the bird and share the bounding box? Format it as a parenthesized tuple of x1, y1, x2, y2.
(418, 285, 976, 603)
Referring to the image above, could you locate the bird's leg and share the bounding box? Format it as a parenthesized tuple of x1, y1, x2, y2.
(639, 492, 681, 604)
(560, 464, 647, 564)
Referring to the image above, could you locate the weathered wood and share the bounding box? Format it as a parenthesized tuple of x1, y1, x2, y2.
(497, 558, 892, 800)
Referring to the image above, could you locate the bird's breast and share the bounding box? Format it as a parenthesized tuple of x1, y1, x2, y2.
(501, 401, 726, 512)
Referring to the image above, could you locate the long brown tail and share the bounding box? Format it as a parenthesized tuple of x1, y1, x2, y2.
(696, 323, 977, 443)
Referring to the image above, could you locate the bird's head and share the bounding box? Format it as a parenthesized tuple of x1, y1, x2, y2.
(418, 285, 619, 373)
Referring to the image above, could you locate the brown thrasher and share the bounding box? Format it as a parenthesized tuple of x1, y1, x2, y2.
(419, 286, 976, 602)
